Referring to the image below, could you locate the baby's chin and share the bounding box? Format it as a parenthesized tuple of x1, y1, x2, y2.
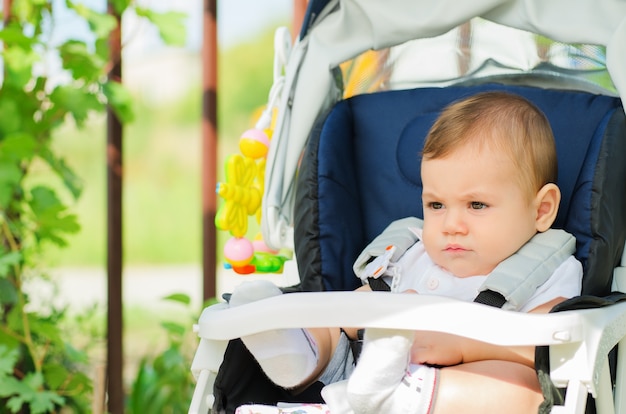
(439, 262, 495, 278)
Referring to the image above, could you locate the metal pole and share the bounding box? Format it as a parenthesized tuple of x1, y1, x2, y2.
(202, 0, 218, 303)
(3, 0, 12, 25)
(106, 2, 124, 412)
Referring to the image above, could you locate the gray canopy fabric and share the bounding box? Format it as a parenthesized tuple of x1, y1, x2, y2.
(261, 0, 626, 250)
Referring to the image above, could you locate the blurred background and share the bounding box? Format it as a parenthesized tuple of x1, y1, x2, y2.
(25, 0, 296, 405)
(41, 0, 293, 304)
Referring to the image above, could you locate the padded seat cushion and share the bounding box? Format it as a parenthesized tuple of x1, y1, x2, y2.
(295, 83, 626, 295)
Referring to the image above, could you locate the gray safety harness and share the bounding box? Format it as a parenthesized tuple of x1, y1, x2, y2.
(353, 217, 576, 310)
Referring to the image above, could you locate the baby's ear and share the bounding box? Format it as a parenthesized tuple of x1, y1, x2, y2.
(535, 183, 561, 232)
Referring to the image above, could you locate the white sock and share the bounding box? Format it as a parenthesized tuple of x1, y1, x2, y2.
(321, 380, 355, 414)
(229, 280, 319, 388)
(347, 328, 438, 414)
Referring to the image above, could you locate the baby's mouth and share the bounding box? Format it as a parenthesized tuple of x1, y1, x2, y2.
(444, 244, 467, 252)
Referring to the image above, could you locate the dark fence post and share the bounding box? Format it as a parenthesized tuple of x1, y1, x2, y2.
(106, 2, 124, 413)
(202, 0, 218, 303)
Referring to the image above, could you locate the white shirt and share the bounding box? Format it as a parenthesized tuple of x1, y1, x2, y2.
(385, 241, 583, 312)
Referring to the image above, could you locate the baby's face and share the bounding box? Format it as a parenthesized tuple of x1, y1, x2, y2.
(420, 144, 539, 277)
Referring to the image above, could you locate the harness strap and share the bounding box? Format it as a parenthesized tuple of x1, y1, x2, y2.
(353, 217, 424, 277)
(350, 279, 391, 360)
(368, 276, 391, 292)
(473, 290, 507, 308)
(354, 217, 575, 310)
(477, 229, 576, 310)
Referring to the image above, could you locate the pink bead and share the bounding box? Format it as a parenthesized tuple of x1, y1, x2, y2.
(224, 237, 254, 267)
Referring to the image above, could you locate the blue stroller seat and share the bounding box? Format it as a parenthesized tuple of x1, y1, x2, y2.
(295, 83, 626, 297)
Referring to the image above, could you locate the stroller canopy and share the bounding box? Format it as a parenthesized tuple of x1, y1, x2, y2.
(262, 0, 626, 250)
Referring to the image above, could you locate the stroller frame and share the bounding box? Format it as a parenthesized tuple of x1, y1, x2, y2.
(191, 292, 626, 413)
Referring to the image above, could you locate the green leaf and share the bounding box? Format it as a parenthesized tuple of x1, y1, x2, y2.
(0, 185, 14, 209)
(61, 369, 92, 395)
(0, 24, 35, 49)
(29, 391, 65, 414)
(28, 316, 64, 347)
(6, 306, 23, 333)
(110, 0, 131, 15)
(103, 80, 135, 123)
(0, 133, 37, 162)
(59, 40, 105, 83)
(134, 8, 187, 46)
(12, 0, 34, 25)
(39, 147, 83, 200)
(4, 372, 65, 414)
(94, 37, 110, 62)
(0, 345, 19, 377)
(0, 376, 23, 398)
(3, 45, 39, 89)
(29, 185, 61, 213)
(127, 359, 169, 412)
(162, 293, 191, 305)
(29, 186, 81, 246)
(7, 396, 25, 413)
(63, 342, 90, 366)
(49, 84, 104, 127)
(0, 99, 22, 135)
(42, 363, 69, 390)
(160, 321, 185, 337)
(23, 371, 44, 389)
(0, 251, 22, 277)
(154, 347, 185, 372)
(0, 162, 23, 208)
(0, 278, 18, 306)
(0, 163, 22, 187)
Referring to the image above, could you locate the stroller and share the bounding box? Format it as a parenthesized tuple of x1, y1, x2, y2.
(190, 0, 626, 413)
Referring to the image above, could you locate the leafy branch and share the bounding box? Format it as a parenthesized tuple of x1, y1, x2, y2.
(0, 0, 187, 412)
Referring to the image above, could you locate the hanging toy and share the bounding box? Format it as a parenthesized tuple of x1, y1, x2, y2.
(215, 154, 262, 273)
(214, 26, 292, 275)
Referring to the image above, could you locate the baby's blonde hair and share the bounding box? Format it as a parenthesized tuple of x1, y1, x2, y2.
(422, 91, 558, 198)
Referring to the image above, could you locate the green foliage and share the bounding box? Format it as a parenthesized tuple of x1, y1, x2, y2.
(134, 7, 187, 47)
(126, 293, 206, 414)
(0, 1, 187, 412)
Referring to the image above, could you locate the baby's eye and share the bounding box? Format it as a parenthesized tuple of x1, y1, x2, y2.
(470, 201, 487, 210)
(428, 202, 444, 210)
